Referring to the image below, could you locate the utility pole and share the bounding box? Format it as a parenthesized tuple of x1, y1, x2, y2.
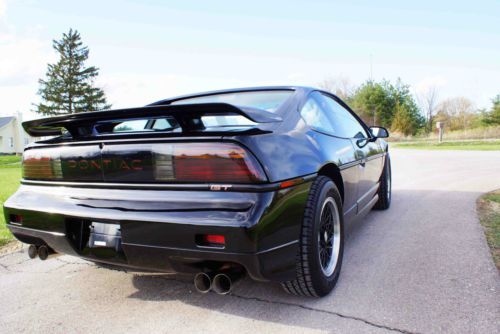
(369, 54, 373, 82)
(370, 54, 376, 125)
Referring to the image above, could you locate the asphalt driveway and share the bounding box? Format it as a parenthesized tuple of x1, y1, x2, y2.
(1, 149, 499, 334)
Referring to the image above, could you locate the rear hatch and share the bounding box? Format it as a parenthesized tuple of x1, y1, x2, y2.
(22, 103, 280, 184)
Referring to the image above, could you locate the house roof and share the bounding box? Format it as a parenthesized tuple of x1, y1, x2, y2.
(0, 117, 14, 130)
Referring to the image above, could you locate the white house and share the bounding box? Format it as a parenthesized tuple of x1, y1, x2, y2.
(0, 113, 38, 154)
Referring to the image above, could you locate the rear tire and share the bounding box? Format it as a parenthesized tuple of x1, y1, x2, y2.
(373, 154, 391, 210)
(281, 176, 344, 297)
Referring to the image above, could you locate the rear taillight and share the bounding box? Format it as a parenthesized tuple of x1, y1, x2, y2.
(9, 214, 23, 224)
(154, 143, 266, 183)
(196, 234, 226, 248)
(22, 143, 267, 184)
(23, 149, 63, 180)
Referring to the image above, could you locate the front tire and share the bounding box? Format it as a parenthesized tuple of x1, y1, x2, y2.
(373, 154, 391, 210)
(282, 176, 344, 297)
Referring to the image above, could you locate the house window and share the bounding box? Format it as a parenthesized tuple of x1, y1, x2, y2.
(24, 138, 29, 145)
(9, 137, 14, 148)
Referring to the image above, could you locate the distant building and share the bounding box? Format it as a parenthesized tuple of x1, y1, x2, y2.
(0, 113, 38, 154)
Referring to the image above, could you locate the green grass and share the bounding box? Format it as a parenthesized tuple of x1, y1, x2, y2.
(393, 140, 500, 151)
(0, 157, 21, 247)
(484, 193, 500, 204)
(478, 190, 500, 271)
(0, 155, 21, 167)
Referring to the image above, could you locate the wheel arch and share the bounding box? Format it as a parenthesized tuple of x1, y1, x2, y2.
(317, 163, 344, 205)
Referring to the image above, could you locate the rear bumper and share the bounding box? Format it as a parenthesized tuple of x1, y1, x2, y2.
(4, 182, 311, 282)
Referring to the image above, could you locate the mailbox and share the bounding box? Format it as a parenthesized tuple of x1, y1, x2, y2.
(436, 122, 444, 129)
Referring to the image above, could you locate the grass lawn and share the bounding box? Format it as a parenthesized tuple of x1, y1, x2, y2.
(392, 140, 500, 151)
(0, 155, 21, 166)
(477, 190, 500, 271)
(0, 156, 22, 247)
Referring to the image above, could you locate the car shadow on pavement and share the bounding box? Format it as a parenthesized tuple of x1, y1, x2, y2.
(124, 187, 498, 333)
(125, 204, 401, 333)
(128, 273, 361, 332)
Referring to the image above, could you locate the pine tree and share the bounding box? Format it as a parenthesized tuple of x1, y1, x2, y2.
(482, 94, 500, 125)
(391, 102, 414, 136)
(34, 29, 111, 115)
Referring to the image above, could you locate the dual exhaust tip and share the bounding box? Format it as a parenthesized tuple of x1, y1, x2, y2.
(194, 271, 241, 295)
(29, 244, 238, 295)
(28, 244, 56, 260)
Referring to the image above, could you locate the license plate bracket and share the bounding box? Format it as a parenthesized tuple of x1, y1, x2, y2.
(88, 222, 122, 252)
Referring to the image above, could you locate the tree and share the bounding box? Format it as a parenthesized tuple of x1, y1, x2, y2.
(435, 97, 476, 131)
(391, 102, 414, 136)
(417, 86, 439, 133)
(389, 79, 425, 135)
(34, 29, 111, 115)
(349, 78, 424, 135)
(349, 80, 393, 126)
(318, 76, 355, 100)
(482, 94, 500, 125)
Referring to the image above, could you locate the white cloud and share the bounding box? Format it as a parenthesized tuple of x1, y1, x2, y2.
(98, 73, 256, 109)
(0, 0, 6, 18)
(0, 3, 53, 118)
(415, 76, 448, 94)
(0, 36, 50, 85)
(0, 31, 53, 118)
(286, 72, 306, 82)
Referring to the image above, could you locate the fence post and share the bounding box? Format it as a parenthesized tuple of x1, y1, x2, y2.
(436, 122, 444, 143)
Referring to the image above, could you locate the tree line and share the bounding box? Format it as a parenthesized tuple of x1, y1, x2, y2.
(320, 78, 500, 136)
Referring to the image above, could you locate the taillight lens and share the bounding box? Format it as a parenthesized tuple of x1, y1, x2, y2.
(22, 143, 266, 184)
(155, 143, 267, 183)
(23, 149, 63, 180)
(196, 234, 226, 247)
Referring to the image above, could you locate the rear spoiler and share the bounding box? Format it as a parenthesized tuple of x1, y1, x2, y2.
(22, 103, 283, 137)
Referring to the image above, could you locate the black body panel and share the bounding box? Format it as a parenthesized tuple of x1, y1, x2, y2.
(6, 182, 310, 281)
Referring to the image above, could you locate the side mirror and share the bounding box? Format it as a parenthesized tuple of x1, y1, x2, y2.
(369, 126, 389, 138)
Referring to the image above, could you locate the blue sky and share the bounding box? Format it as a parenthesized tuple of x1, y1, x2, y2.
(0, 0, 499, 119)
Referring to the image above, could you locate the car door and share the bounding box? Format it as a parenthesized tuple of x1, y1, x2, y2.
(298, 92, 360, 219)
(351, 136, 384, 211)
(317, 93, 384, 213)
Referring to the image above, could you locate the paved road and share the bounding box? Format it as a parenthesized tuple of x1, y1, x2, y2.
(1, 149, 499, 334)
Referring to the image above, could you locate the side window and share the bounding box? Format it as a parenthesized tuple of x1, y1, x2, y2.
(152, 118, 178, 130)
(300, 95, 337, 135)
(319, 93, 368, 139)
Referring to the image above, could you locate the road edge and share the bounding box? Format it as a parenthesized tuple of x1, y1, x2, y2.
(476, 189, 500, 271)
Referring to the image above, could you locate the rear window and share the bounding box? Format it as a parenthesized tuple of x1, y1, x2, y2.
(100, 91, 293, 134)
(109, 117, 181, 133)
(104, 114, 253, 134)
(170, 90, 293, 113)
(113, 120, 150, 132)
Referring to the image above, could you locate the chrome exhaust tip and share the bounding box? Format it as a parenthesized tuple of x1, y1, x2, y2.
(194, 272, 212, 293)
(37, 245, 56, 261)
(212, 273, 233, 295)
(28, 244, 38, 259)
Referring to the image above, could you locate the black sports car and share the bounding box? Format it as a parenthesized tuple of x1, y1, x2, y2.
(4, 86, 391, 297)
